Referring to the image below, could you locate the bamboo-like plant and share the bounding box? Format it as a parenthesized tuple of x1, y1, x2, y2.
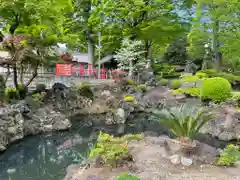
(154, 104, 213, 140)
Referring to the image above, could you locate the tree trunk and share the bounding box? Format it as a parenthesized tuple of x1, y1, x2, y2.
(87, 36, 94, 64)
(13, 65, 18, 89)
(129, 59, 133, 78)
(212, 19, 221, 71)
(145, 40, 149, 59)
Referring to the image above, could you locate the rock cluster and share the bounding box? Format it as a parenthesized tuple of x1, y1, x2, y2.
(201, 105, 240, 141)
(0, 101, 71, 151)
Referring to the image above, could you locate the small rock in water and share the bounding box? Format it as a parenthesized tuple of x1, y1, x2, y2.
(169, 154, 181, 165)
(181, 156, 193, 166)
(7, 168, 16, 174)
(86, 175, 101, 180)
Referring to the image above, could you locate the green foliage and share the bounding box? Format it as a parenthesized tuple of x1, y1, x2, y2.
(89, 0, 187, 58)
(217, 144, 240, 166)
(126, 79, 136, 86)
(198, 69, 217, 76)
(195, 72, 208, 79)
(211, 72, 236, 83)
(155, 104, 213, 139)
(36, 84, 46, 93)
(158, 78, 168, 86)
(124, 95, 135, 102)
(153, 64, 176, 75)
(182, 75, 200, 82)
(170, 88, 185, 95)
(77, 83, 93, 100)
(163, 37, 188, 65)
(185, 87, 201, 97)
(32, 93, 41, 102)
(5, 88, 19, 100)
(114, 39, 146, 76)
(17, 84, 28, 99)
(230, 92, 240, 102)
(89, 132, 143, 167)
(136, 84, 147, 92)
(153, 64, 181, 79)
(169, 80, 182, 90)
(200, 77, 232, 103)
(171, 87, 200, 97)
(117, 173, 140, 180)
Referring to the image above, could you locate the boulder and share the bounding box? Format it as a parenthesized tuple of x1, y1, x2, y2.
(201, 105, 240, 141)
(0, 101, 71, 152)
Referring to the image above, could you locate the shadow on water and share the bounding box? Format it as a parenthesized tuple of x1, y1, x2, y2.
(0, 113, 229, 180)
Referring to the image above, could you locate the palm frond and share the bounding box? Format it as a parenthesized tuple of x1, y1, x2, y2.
(156, 104, 213, 139)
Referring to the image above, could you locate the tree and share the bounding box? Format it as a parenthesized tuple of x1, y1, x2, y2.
(114, 38, 146, 78)
(163, 37, 188, 65)
(187, 0, 240, 71)
(89, 0, 188, 60)
(0, 0, 73, 89)
(64, 0, 95, 63)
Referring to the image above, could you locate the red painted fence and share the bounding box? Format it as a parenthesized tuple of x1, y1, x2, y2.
(56, 63, 115, 80)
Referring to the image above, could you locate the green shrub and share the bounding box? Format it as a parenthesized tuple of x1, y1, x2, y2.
(170, 88, 185, 95)
(117, 173, 140, 180)
(32, 93, 41, 102)
(217, 144, 240, 166)
(126, 79, 135, 85)
(154, 104, 213, 140)
(17, 84, 28, 99)
(136, 84, 147, 92)
(169, 80, 182, 89)
(89, 132, 142, 167)
(198, 69, 217, 75)
(182, 75, 199, 83)
(77, 82, 94, 99)
(5, 88, 18, 100)
(124, 95, 135, 102)
(184, 87, 201, 97)
(171, 87, 200, 97)
(211, 72, 236, 83)
(162, 72, 181, 79)
(230, 91, 240, 102)
(195, 72, 208, 79)
(200, 77, 232, 103)
(36, 84, 46, 93)
(158, 78, 168, 86)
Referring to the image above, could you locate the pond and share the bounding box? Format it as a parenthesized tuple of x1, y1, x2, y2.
(0, 114, 228, 180)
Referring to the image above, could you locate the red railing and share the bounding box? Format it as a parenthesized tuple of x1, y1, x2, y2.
(56, 63, 114, 80)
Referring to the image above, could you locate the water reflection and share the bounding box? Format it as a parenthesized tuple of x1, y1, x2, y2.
(0, 129, 96, 180)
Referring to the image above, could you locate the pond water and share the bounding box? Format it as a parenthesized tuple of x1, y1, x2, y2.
(0, 114, 228, 180)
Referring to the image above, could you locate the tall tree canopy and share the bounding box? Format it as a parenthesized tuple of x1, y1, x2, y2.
(0, 0, 73, 88)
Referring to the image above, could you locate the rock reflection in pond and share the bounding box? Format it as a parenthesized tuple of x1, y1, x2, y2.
(0, 130, 95, 180)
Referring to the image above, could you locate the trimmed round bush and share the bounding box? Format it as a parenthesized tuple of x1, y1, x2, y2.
(200, 77, 232, 102)
(158, 78, 168, 86)
(169, 80, 182, 89)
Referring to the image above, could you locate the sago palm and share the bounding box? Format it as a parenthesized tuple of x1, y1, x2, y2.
(154, 104, 213, 140)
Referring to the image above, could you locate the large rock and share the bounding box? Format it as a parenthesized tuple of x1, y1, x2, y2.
(0, 101, 71, 152)
(201, 105, 240, 141)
